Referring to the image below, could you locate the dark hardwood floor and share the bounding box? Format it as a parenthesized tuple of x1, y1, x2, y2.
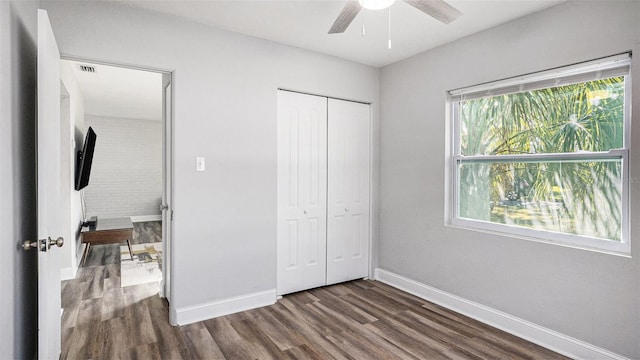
(62, 221, 569, 359)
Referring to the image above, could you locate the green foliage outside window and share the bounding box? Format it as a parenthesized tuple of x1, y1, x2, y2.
(458, 77, 625, 241)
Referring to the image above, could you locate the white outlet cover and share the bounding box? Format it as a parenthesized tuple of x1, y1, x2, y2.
(196, 157, 205, 171)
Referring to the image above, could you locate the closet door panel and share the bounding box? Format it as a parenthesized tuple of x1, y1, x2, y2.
(327, 99, 370, 285)
(277, 91, 328, 295)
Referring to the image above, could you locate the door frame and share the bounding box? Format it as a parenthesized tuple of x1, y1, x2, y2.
(59, 54, 176, 308)
(275, 88, 376, 290)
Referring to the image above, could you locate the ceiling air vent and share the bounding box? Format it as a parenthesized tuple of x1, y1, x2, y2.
(78, 64, 96, 73)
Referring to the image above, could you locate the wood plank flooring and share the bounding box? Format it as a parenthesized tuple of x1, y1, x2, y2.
(62, 221, 569, 359)
(132, 221, 162, 244)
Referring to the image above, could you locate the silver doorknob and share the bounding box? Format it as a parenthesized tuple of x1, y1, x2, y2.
(345, 208, 349, 212)
(48, 236, 64, 249)
(303, 210, 308, 215)
(22, 237, 64, 252)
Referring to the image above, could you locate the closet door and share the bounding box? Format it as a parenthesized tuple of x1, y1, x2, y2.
(277, 91, 328, 295)
(326, 99, 370, 285)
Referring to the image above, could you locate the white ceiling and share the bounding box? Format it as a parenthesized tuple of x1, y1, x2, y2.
(66, 60, 163, 121)
(64, 0, 564, 117)
(117, 0, 565, 68)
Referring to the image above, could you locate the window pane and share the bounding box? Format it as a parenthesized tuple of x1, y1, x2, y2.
(458, 159, 622, 241)
(460, 77, 625, 156)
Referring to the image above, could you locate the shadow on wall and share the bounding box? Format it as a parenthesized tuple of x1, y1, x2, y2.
(7, 1, 39, 358)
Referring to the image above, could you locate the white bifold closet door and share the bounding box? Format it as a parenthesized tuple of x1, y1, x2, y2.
(277, 91, 328, 295)
(277, 91, 370, 295)
(326, 98, 370, 285)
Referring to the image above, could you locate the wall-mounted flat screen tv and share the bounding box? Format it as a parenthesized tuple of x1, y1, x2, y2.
(75, 126, 97, 191)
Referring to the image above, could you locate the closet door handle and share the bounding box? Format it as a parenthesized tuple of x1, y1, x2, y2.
(303, 210, 308, 215)
(345, 208, 349, 212)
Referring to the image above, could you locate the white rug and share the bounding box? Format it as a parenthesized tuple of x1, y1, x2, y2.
(120, 242, 163, 288)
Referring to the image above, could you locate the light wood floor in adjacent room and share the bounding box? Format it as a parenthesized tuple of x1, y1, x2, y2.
(62, 222, 569, 359)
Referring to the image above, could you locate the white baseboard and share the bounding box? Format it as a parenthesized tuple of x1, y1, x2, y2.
(374, 268, 627, 360)
(130, 215, 162, 223)
(172, 289, 277, 326)
(60, 266, 77, 281)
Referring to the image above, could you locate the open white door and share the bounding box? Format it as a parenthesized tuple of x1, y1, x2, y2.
(36, 9, 64, 359)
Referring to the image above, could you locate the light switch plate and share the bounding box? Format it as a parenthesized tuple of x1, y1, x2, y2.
(196, 157, 205, 171)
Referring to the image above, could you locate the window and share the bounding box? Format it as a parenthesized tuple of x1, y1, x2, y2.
(448, 54, 631, 254)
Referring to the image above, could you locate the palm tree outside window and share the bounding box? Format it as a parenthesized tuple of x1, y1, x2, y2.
(448, 53, 631, 254)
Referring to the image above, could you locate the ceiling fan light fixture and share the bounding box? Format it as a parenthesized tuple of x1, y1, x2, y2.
(359, 0, 396, 11)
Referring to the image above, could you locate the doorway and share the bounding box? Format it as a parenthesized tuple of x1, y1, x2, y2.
(57, 58, 173, 355)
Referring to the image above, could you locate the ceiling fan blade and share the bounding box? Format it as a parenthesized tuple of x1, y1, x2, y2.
(403, 0, 462, 24)
(328, 0, 362, 34)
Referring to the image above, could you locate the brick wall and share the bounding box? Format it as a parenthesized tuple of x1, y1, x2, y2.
(83, 115, 162, 218)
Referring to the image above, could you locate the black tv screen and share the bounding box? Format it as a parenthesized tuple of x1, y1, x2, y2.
(75, 127, 97, 191)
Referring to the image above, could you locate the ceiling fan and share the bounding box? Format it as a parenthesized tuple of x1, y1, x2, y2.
(328, 0, 463, 34)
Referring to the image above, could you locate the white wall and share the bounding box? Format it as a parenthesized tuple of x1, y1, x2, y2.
(84, 115, 162, 219)
(41, 0, 380, 321)
(379, 1, 640, 358)
(0, 0, 39, 357)
(60, 60, 85, 279)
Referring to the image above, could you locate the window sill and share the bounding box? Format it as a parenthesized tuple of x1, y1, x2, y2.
(445, 219, 632, 258)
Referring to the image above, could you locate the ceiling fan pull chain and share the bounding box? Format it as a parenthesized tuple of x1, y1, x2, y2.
(361, 7, 366, 36)
(388, 6, 392, 49)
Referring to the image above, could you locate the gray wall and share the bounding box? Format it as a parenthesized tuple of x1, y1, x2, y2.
(0, 0, 39, 358)
(41, 0, 380, 315)
(379, 1, 640, 357)
(84, 115, 162, 219)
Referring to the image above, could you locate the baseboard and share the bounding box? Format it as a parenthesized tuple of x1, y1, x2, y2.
(374, 268, 627, 360)
(172, 289, 277, 326)
(130, 215, 162, 223)
(60, 266, 77, 281)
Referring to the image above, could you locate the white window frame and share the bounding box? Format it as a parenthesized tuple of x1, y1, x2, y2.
(448, 53, 632, 255)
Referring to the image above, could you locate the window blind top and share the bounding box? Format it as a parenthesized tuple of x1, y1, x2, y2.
(449, 53, 631, 102)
